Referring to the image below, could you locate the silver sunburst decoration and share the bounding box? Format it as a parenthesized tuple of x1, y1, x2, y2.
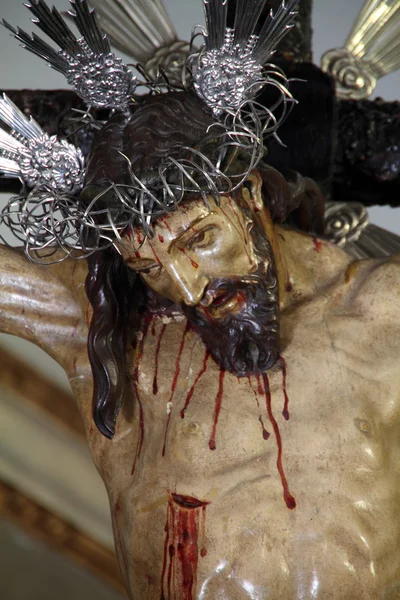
(3, 0, 136, 109)
(193, 0, 300, 115)
(322, 0, 400, 100)
(0, 94, 84, 194)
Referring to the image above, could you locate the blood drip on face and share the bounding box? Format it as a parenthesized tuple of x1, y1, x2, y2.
(219, 205, 252, 261)
(228, 197, 247, 243)
(313, 237, 323, 253)
(248, 376, 270, 440)
(131, 317, 151, 476)
(162, 322, 191, 456)
(181, 349, 210, 418)
(208, 369, 225, 451)
(280, 356, 290, 420)
(262, 374, 296, 510)
(179, 247, 199, 269)
(150, 243, 161, 266)
(161, 493, 209, 600)
(162, 218, 172, 233)
(153, 323, 167, 395)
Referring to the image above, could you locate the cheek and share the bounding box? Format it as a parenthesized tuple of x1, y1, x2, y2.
(140, 271, 182, 303)
(195, 224, 257, 276)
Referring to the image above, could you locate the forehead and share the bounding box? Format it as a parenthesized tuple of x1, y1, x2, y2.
(132, 195, 227, 245)
(150, 197, 216, 237)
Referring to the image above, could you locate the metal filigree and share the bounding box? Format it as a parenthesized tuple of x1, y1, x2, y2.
(0, 0, 301, 261)
(324, 201, 369, 247)
(322, 0, 400, 100)
(0, 94, 84, 194)
(0, 108, 266, 262)
(3, 0, 136, 109)
(193, 29, 264, 112)
(324, 201, 400, 259)
(192, 0, 299, 114)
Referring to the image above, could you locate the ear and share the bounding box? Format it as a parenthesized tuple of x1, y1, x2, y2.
(242, 170, 264, 213)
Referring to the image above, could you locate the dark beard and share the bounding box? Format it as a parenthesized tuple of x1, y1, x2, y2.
(182, 225, 280, 377)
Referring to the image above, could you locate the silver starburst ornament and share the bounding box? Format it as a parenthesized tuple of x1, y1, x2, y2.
(322, 0, 400, 100)
(3, 0, 136, 109)
(193, 0, 300, 114)
(0, 94, 85, 194)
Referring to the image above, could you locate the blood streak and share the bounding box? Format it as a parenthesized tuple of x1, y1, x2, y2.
(150, 243, 161, 265)
(162, 218, 172, 233)
(208, 369, 226, 451)
(161, 493, 209, 600)
(153, 324, 167, 395)
(219, 205, 251, 260)
(313, 237, 323, 253)
(131, 317, 151, 476)
(280, 356, 290, 420)
(256, 374, 264, 396)
(181, 350, 210, 418)
(262, 374, 296, 510)
(159, 234, 165, 243)
(228, 197, 247, 242)
(248, 377, 270, 440)
(162, 322, 191, 456)
(179, 247, 198, 269)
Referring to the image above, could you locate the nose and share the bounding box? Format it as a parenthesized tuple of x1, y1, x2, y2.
(165, 261, 210, 306)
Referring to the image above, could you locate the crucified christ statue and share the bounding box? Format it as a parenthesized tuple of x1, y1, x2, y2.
(1, 0, 400, 599)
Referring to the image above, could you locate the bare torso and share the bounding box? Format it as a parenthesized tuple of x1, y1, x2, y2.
(1, 231, 400, 599)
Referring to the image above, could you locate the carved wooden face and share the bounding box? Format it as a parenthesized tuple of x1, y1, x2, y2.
(120, 174, 265, 307)
(119, 174, 281, 376)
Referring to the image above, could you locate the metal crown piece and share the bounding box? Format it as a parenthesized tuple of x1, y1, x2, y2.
(0, 94, 84, 194)
(322, 0, 400, 100)
(86, 0, 191, 82)
(87, 0, 177, 63)
(2, 0, 136, 109)
(193, 0, 300, 113)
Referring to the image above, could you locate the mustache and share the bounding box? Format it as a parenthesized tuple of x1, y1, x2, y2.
(182, 265, 280, 377)
(198, 264, 275, 313)
(200, 274, 261, 308)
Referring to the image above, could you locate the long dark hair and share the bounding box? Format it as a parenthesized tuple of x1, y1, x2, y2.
(83, 91, 325, 438)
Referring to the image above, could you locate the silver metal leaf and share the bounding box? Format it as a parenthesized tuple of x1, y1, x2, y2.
(3, 0, 136, 109)
(87, 0, 177, 63)
(0, 94, 85, 194)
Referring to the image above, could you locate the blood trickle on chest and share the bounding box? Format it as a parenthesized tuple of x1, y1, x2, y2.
(161, 494, 209, 600)
(132, 318, 296, 509)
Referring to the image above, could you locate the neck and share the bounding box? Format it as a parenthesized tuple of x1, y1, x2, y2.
(258, 213, 353, 310)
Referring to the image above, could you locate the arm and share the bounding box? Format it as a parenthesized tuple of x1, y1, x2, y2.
(0, 245, 89, 372)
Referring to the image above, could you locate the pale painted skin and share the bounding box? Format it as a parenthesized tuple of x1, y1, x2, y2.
(1, 173, 400, 599)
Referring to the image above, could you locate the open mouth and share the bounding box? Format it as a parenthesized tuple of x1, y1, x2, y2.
(210, 290, 235, 307)
(203, 289, 246, 318)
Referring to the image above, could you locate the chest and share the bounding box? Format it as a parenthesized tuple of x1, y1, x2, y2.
(130, 302, 400, 492)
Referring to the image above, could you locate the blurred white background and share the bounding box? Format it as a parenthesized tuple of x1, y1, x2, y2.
(0, 0, 399, 391)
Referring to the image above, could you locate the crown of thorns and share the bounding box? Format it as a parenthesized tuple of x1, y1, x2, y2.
(0, 0, 299, 262)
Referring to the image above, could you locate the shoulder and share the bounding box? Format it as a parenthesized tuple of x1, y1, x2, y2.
(345, 256, 400, 317)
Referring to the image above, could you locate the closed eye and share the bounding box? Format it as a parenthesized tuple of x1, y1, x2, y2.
(187, 225, 218, 249)
(126, 258, 160, 274)
(137, 265, 161, 275)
